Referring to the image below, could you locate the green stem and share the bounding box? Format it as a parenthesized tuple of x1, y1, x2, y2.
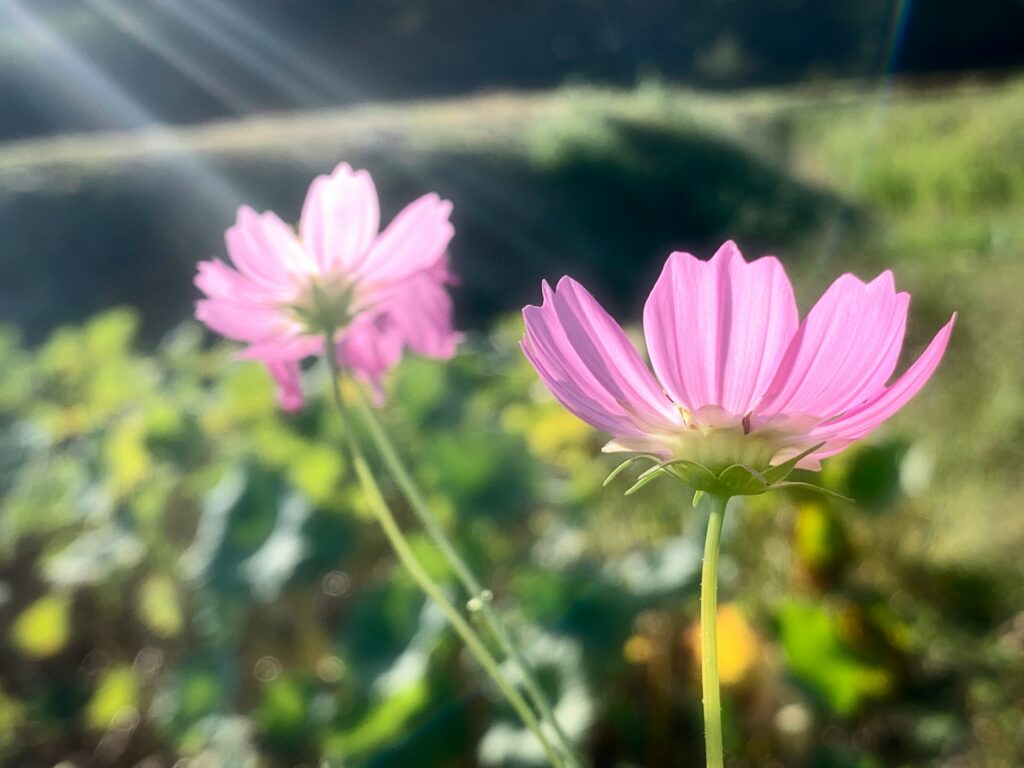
(322, 341, 565, 768)
(701, 494, 728, 768)
(349, 385, 583, 768)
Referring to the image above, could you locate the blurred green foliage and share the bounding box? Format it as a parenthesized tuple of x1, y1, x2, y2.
(0, 302, 1020, 767)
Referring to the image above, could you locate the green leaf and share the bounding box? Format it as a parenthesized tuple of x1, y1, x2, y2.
(86, 665, 138, 730)
(328, 682, 430, 757)
(844, 442, 907, 508)
(776, 599, 891, 715)
(255, 676, 309, 742)
(763, 442, 826, 485)
(287, 442, 343, 503)
(138, 574, 183, 638)
(11, 595, 70, 658)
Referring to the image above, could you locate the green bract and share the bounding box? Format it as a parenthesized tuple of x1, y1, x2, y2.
(291, 279, 358, 336)
(605, 443, 851, 501)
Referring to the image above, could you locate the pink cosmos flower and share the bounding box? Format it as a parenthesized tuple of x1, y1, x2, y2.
(521, 241, 955, 488)
(195, 163, 459, 409)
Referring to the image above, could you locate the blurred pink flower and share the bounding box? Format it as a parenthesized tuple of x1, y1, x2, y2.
(195, 163, 459, 409)
(521, 241, 955, 476)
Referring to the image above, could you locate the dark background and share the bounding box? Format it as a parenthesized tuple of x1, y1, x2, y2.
(3, 0, 1023, 141)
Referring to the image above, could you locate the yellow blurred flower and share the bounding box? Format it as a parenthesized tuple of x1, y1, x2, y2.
(503, 402, 593, 468)
(686, 603, 760, 686)
(623, 634, 656, 664)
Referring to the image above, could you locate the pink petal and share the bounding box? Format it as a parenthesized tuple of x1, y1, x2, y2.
(195, 299, 285, 343)
(195, 258, 274, 305)
(240, 333, 323, 362)
(602, 436, 676, 457)
(522, 277, 679, 438)
(757, 271, 910, 419)
(336, 314, 405, 401)
(807, 313, 956, 452)
(299, 163, 380, 274)
(356, 193, 454, 296)
(643, 241, 799, 416)
(265, 359, 304, 412)
(380, 268, 460, 361)
(330, 263, 460, 402)
(521, 338, 644, 436)
(226, 206, 312, 289)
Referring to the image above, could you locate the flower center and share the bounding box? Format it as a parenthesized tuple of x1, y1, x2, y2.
(667, 425, 779, 472)
(289, 276, 359, 336)
(661, 407, 815, 473)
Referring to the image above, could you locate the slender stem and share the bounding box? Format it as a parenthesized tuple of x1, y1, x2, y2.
(349, 437, 563, 767)
(322, 339, 565, 768)
(349, 384, 582, 767)
(700, 494, 728, 768)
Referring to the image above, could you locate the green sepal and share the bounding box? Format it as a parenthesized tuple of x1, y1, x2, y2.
(610, 442, 839, 500)
(660, 459, 722, 493)
(692, 489, 705, 509)
(762, 442, 826, 485)
(717, 464, 771, 496)
(602, 455, 659, 487)
(623, 467, 668, 496)
(773, 481, 853, 502)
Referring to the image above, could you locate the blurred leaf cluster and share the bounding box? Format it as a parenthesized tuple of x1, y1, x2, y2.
(0, 305, 1020, 767)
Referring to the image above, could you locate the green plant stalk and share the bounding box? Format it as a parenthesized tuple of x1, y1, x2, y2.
(349, 384, 582, 768)
(701, 494, 728, 768)
(323, 341, 565, 768)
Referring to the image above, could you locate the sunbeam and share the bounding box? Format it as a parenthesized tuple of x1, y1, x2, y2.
(0, 0, 244, 206)
(149, 0, 330, 107)
(81, 0, 257, 114)
(134, 0, 558, 271)
(0, 0, 578, 295)
(190, 0, 362, 103)
(152, 1, 561, 261)
(814, 0, 915, 276)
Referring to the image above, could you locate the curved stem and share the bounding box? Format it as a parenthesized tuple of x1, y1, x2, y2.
(322, 343, 564, 768)
(701, 494, 728, 768)
(349, 384, 582, 767)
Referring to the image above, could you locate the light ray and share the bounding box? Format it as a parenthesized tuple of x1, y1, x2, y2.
(3, 0, 560, 293)
(82, 0, 257, 114)
(149, 0, 328, 107)
(137, 0, 555, 276)
(195, 0, 362, 102)
(814, 0, 915, 276)
(0, 0, 243, 207)
(153, 0, 556, 260)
